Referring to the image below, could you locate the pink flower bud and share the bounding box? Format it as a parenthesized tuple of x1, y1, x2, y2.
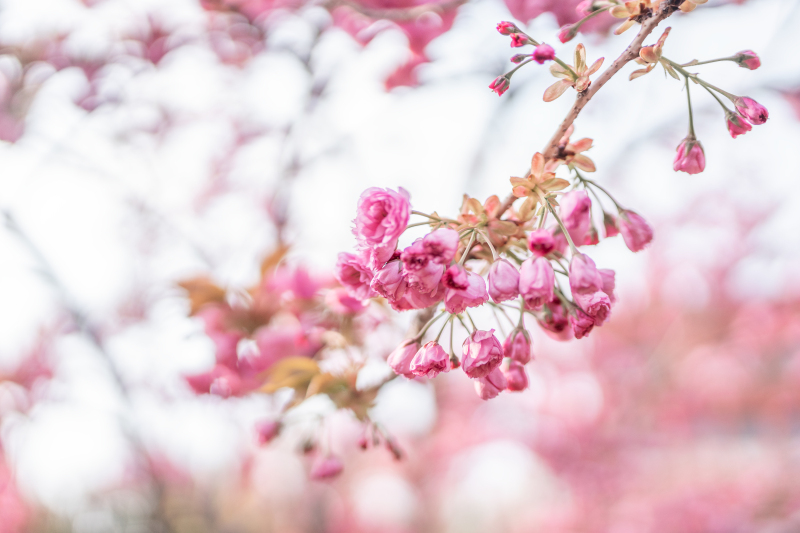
(354, 187, 410, 249)
(576, 1, 593, 15)
(510, 33, 529, 47)
(617, 210, 653, 252)
(443, 263, 469, 289)
(538, 298, 572, 341)
(406, 260, 443, 295)
(488, 259, 520, 303)
(584, 225, 599, 246)
(733, 96, 768, 125)
(503, 328, 532, 364)
(673, 137, 705, 174)
(570, 309, 595, 339)
(532, 44, 555, 64)
(573, 290, 612, 325)
(423, 228, 459, 264)
(511, 53, 529, 64)
(569, 253, 603, 295)
(444, 269, 489, 314)
(725, 112, 752, 138)
(559, 190, 592, 246)
(387, 340, 420, 378)
(598, 268, 616, 304)
(603, 213, 619, 238)
(255, 420, 281, 445)
(410, 341, 451, 378)
(489, 76, 510, 96)
(474, 367, 507, 400)
(462, 329, 504, 379)
(734, 50, 760, 70)
(310, 456, 343, 480)
(335, 252, 375, 300)
(371, 260, 407, 301)
(519, 256, 554, 310)
(528, 228, 555, 256)
(496, 21, 518, 35)
(558, 24, 578, 43)
(503, 360, 529, 391)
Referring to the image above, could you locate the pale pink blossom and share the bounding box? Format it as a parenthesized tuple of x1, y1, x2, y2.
(520, 256, 554, 309)
(503, 360, 529, 391)
(618, 210, 654, 252)
(569, 253, 603, 295)
(462, 329, 504, 378)
(503, 328, 532, 364)
(558, 23, 578, 43)
(410, 341, 450, 378)
(335, 252, 374, 300)
(528, 228, 555, 256)
(387, 340, 420, 378)
(673, 137, 705, 174)
(423, 228, 459, 264)
(353, 187, 410, 252)
(370, 260, 407, 301)
(733, 96, 768, 125)
(392, 282, 445, 311)
(488, 259, 520, 303)
(310, 456, 344, 480)
(443, 263, 469, 290)
(474, 367, 508, 400)
(444, 269, 489, 314)
(559, 190, 592, 245)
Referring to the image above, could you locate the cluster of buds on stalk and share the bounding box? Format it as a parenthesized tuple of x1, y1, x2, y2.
(336, 130, 654, 400)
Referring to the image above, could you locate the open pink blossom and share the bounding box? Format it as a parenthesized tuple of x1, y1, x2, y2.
(503, 360, 529, 391)
(406, 260, 443, 295)
(569, 253, 603, 295)
(735, 50, 760, 70)
(310, 456, 343, 480)
(618, 210, 654, 252)
(528, 228, 555, 256)
(488, 259, 519, 303)
(726, 112, 752, 138)
(371, 260, 407, 301)
(462, 329, 504, 378)
(410, 341, 450, 378)
(673, 137, 705, 174)
(445, 269, 489, 314)
(520, 256, 554, 309)
(559, 190, 592, 245)
(335, 252, 374, 300)
(443, 263, 469, 290)
(733, 96, 768, 125)
(400, 239, 428, 271)
(474, 367, 508, 400)
(387, 340, 420, 378)
(392, 282, 445, 311)
(354, 186, 410, 250)
(570, 308, 595, 339)
(423, 228, 459, 264)
(532, 43, 555, 64)
(503, 328, 532, 364)
(573, 290, 612, 325)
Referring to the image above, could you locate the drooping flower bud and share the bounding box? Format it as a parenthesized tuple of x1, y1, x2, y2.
(511, 53, 529, 64)
(489, 76, 510, 96)
(462, 329, 504, 379)
(617, 210, 654, 252)
(603, 212, 619, 238)
(733, 96, 768, 125)
(573, 290, 612, 325)
(387, 340, 420, 378)
(474, 367, 508, 400)
(519, 256, 555, 310)
(558, 24, 578, 43)
(569, 253, 603, 295)
(510, 33, 530, 47)
(503, 328, 532, 364)
(532, 44, 556, 64)
(423, 228, 459, 264)
(598, 268, 616, 304)
(570, 309, 595, 339)
(725, 112, 752, 138)
(559, 190, 592, 245)
(310, 456, 344, 480)
(410, 341, 451, 378)
(673, 137, 705, 174)
(734, 50, 760, 70)
(503, 360, 529, 391)
(488, 259, 520, 303)
(528, 228, 555, 256)
(496, 21, 518, 35)
(444, 269, 488, 314)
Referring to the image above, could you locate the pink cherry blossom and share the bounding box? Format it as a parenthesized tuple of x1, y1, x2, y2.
(520, 256, 554, 310)
(370, 260, 407, 301)
(510, 33, 529, 47)
(410, 341, 451, 378)
(735, 50, 760, 70)
(406, 260, 443, 295)
(503, 328, 532, 364)
(325, 288, 368, 314)
(423, 228, 459, 263)
(532, 43, 555, 64)
(462, 329, 504, 379)
(559, 190, 592, 245)
(618, 210, 654, 252)
(503, 360, 529, 391)
(489, 76, 510, 96)
(569, 253, 603, 295)
(496, 21, 519, 35)
(673, 138, 706, 174)
(598, 268, 616, 304)
(573, 290, 612, 324)
(603, 212, 620, 238)
(488, 259, 520, 303)
(726, 113, 752, 138)
(444, 269, 489, 314)
(255, 420, 281, 445)
(353, 186, 410, 252)
(528, 228, 555, 256)
(474, 367, 508, 400)
(387, 340, 420, 378)
(570, 308, 595, 339)
(335, 252, 375, 300)
(733, 96, 768, 125)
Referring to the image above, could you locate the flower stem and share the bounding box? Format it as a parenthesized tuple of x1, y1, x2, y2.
(434, 315, 453, 343)
(546, 202, 579, 255)
(663, 57, 736, 100)
(478, 230, 499, 260)
(459, 230, 477, 265)
(414, 310, 447, 341)
(684, 74, 696, 137)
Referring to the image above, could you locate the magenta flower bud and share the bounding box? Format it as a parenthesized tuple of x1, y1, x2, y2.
(335, 252, 375, 300)
(673, 137, 705, 174)
(559, 190, 592, 246)
(310, 455, 343, 480)
(489, 76, 510, 96)
(503, 360, 529, 392)
(510, 33, 529, 47)
(573, 290, 612, 325)
(354, 187, 410, 249)
(410, 341, 450, 378)
(598, 268, 616, 304)
(255, 420, 281, 445)
(570, 309, 595, 339)
(496, 21, 518, 35)
(528, 228, 555, 256)
(387, 339, 420, 378)
(462, 329, 504, 379)
(558, 24, 578, 43)
(474, 367, 508, 400)
(733, 96, 768, 125)
(371, 260, 407, 301)
(445, 270, 489, 314)
(603, 212, 619, 238)
(532, 44, 556, 64)
(503, 328, 532, 364)
(734, 50, 760, 70)
(618, 210, 654, 252)
(519, 256, 554, 310)
(423, 228, 459, 264)
(511, 53, 529, 64)
(725, 112, 752, 138)
(406, 260, 443, 295)
(569, 253, 603, 295)
(488, 259, 520, 303)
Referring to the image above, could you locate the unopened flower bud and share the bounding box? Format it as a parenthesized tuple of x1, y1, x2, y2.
(617, 210, 653, 252)
(725, 112, 752, 138)
(570, 308, 595, 339)
(410, 341, 451, 378)
(462, 329, 504, 379)
(511, 53, 529, 64)
(673, 137, 705, 174)
(510, 33, 530, 47)
(444, 269, 488, 314)
(488, 259, 520, 303)
(528, 228, 555, 256)
(503, 360, 529, 391)
(503, 328, 532, 364)
(387, 339, 420, 378)
(532, 44, 556, 64)
(519, 256, 554, 310)
(474, 367, 508, 400)
(733, 96, 768, 125)
(558, 24, 578, 43)
(734, 50, 760, 70)
(496, 21, 518, 35)
(569, 253, 603, 295)
(603, 212, 619, 238)
(489, 76, 510, 96)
